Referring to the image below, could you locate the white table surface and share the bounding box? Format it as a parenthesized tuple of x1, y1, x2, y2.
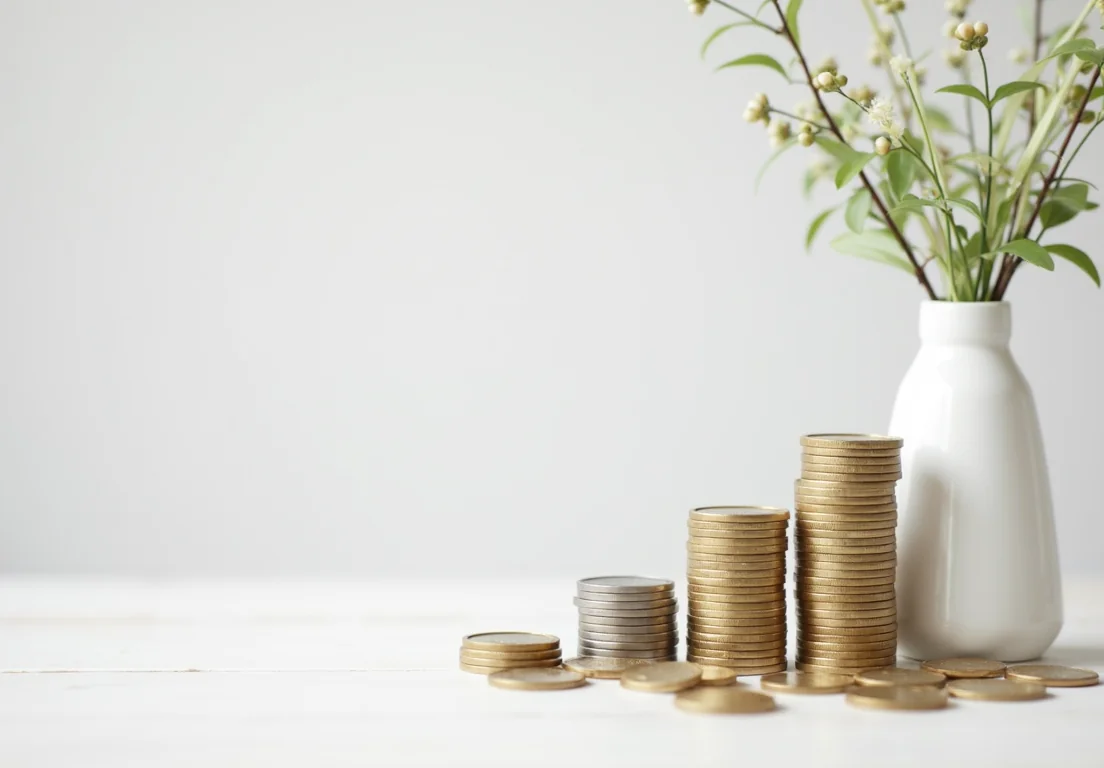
(0, 578, 1101, 767)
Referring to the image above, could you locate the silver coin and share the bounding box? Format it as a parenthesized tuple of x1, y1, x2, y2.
(578, 629, 678, 643)
(577, 605, 678, 619)
(574, 622, 675, 631)
(573, 596, 677, 611)
(578, 637, 676, 651)
(576, 576, 676, 594)
(577, 587, 674, 602)
(577, 614, 680, 628)
(575, 646, 678, 659)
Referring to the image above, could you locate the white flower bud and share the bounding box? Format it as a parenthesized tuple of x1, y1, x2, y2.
(973, 21, 988, 36)
(687, 0, 709, 15)
(875, 137, 892, 156)
(869, 48, 884, 65)
(798, 131, 815, 147)
(956, 22, 976, 40)
(890, 56, 913, 77)
(816, 71, 836, 90)
(743, 107, 760, 123)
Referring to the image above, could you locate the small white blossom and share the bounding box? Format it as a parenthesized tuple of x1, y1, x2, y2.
(875, 137, 892, 156)
(767, 119, 792, 147)
(869, 47, 884, 65)
(687, 0, 709, 15)
(867, 97, 904, 138)
(890, 55, 914, 77)
(945, 0, 970, 16)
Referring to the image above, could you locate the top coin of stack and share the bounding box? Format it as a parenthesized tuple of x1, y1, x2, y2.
(459, 632, 563, 675)
(575, 576, 678, 661)
(793, 434, 902, 675)
(685, 506, 789, 676)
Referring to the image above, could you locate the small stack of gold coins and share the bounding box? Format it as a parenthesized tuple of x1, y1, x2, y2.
(575, 576, 678, 661)
(459, 632, 563, 674)
(685, 506, 789, 675)
(794, 434, 902, 674)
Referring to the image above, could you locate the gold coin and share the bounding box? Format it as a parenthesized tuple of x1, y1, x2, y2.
(798, 606, 897, 620)
(689, 506, 790, 524)
(801, 445, 901, 458)
(798, 544, 896, 557)
(687, 580, 784, 593)
(846, 684, 948, 711)
(800, 643, 896, 658)
(689, 533, 789, 545)
(698, 666, 742, 686)
(802, 461, 902, 474)
(795, 515, 898, 529)
(620, 661, 703, 692)
(688, 628, 787, 643)
(1004, 664, 1100, 687)
(798, 634, 896, 648)
(689, 520, 789, 532)
(689, 617, 786, 631)
(798, 652, 896, 667)
(688, 524, 788, 538)
(801, 453, 902, 467)
(794, 526, 896, 540)
(797, 661, 890, 675)
(688, 594, 783, 607)
(562, 656, 654, 679)
(797, 533, 895, 547)
(688, 550, 786, 563)
(795, 479, 897, 495)
(795, 496, 897, 509)
(799, 624, 896, 638)
(690, 602, 785, 616)
(946, 678, 1047, 701)
(760, 671, 853, 694)
(802, 470, 902, 484)
(688, 541, 789, 555)
(796, 555, 896, 569)
(921, 658, 1006, 679)
(796, 591, 896, 605)
(688, 653, 786, 670)
(795, 582, 897, 597)
(689, 647, 786, 661)
(687, 559, 787, 571)
(796, 508, 898, 522)
(460, 647, 563, 662)
(460, 659, 562, 675)
(801, 434, 903, 450)
(487, 666, 585, 691)
(797, 615, 897, 629)
(796, 574, 896, 588)
(854, 667, 945, 687)
(462, 632, 560, 652)
(674, 687, 776, 714)
(688, 639, 786, 653)
(688, 572, 787, 586)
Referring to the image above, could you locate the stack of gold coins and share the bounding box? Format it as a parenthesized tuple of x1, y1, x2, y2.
(685, 506, 788, 675)
(459, 632, 563, 674)
(794, 434, 902, 674)
(575, 576, 678, 661)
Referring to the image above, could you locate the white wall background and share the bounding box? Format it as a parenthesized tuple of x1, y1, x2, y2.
(1, 0, 1101, 578)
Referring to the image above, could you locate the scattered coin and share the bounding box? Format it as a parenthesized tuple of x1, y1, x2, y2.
(487, 667, 586, 691)
(946, 678, 1047, 701)
(921, 658, 1006, 679)
(1004, 664, 1100, 688)
(620, 661, 702, 692)
(760, 671, 853, 694)
(562, 656, 654, 679)
(674, 687, 777, 714)
(854, 668, 946, 687)
(698, 666, 742, 686)
(845, 685, 949, 711)
(462, 632, 560, 652)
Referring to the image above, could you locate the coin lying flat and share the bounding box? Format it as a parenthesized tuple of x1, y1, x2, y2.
(562, 656, 654, 679)
(698, 665, 742, 686)
(688, 630, 787, 645)
(620, 661, 702, 692)
(802, 470, 902, 484)
(573, 596, 677, 611)
(688, 525, 788, 538)
(579, 614, 678, 628)
(461, 647, 562, 662)
(577, 576, 675, 594)
(796, 479, 897, 495)
(688, 542, 789, 555)
(947, 678, 1047, 701)
(801, 453, 902, 467)
(691, 659, 788, 675)
(579, 622, 677, 636)
(854, 668, 945, 687)
(578, 637, 673, 652)
(578, 606, 678, 619)
(1004, 664, 1100, 688)
(690, 506, 791, 523)
(801, 434, 904, 450)
(846, 684, 948, 711)
(802, 445, 901, 458)
(674, 687, 777, 714)
(796, 573, 896, 587)
(487, 667, 586, 691)
(460, 659, 562, 675)
(462, 632, 560, 652)
(578, 630, 677, 643)
(760, 671, 853, 694)
(581, 647, 677, 659)
(920, 658, 1005, 679)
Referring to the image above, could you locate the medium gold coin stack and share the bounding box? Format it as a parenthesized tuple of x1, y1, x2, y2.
(685, 506, 788, 675)
(458, 632, 563, 675)
(793, 434, 903, 675)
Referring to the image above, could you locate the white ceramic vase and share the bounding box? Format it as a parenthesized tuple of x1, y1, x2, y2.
(888, 301, 1062, 662)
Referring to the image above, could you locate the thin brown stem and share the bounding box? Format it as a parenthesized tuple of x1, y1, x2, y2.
(769, 0, 938, 300)
(992, 66, 1101, 300)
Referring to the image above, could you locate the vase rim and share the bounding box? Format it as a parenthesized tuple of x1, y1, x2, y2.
(919, 300, 1011, 344)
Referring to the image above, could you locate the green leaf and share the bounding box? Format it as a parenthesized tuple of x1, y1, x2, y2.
(805, 206, 837, 251)
(1047, 39, 1097, 59)
(886, 150, 918, 201)
(716, 54, 789, 81)
(830, 230, 914, 274)
(1045, 244, 1101, 286)
(700, 22, 756, 59)
(1040, 182, 1092, 228)
(991, 81, 1048, 106)
(1051, 182, 1091, 208)
(951, 152, 1004, 173)
(754, 139, 797, 191)
(982, 239, 1055, 270)
(813, 136, 854, 162)
(946, 197, 984, 222)
(844, 188, 873, 233)
(924, 105, 959, 134)
(785, 0, 804, 47)
(834, 149, 877, 189)
(1090, 86, 1104, 101)
(1075, 47, 1104, 67)
(936, 83, 990, 108)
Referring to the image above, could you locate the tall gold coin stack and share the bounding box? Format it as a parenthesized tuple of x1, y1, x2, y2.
(685, 506, 789, 675)
(794, 434, 903, 674)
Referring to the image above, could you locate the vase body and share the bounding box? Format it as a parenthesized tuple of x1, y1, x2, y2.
(888, 301, 1062, 662)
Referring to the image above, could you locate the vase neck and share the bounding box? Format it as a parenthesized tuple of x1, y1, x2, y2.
(919, 301, 1011, 346)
